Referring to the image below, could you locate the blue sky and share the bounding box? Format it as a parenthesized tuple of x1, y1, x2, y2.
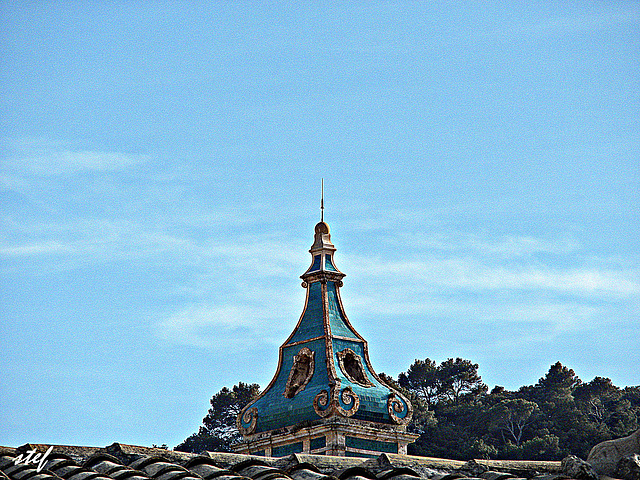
(1, 1, 638, 449)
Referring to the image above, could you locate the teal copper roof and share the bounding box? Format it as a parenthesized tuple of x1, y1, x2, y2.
(237, 221, 413, 436)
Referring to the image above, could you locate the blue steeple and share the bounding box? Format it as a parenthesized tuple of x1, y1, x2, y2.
(235, 218, 416, 457)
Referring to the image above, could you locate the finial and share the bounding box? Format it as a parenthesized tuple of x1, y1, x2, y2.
(321, 178, 324, 222)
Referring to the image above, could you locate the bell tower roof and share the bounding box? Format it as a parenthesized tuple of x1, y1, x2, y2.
(235, 211, 417, 457)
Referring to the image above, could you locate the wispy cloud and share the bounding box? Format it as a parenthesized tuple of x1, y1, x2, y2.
(339, 207, 638, 300)
(0, 240, 73, 257)
(343, 251, 638, 298)
(2, 138, 148, 178)
(342, 207, 580, 258)
(157, 303, 290, 350)
(19, 149, 147, 175)
(3, 190, 637, 353)
(391, 232, 580, 258)
(333, 223, 638, 352)
(496, 8, 640, 38)
(155, 230, 638, 349)
(0, 218, 192, 265)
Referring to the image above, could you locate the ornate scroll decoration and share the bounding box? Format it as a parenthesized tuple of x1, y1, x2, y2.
(284, 347, 315, 398)
(387, 392, 412, 425)
(313, 389, 332, 417)
(336, 386, 359, 417)
(313, 380, 360, 418)
(336, 348, 375, 387)
(236, 406, 258, 435)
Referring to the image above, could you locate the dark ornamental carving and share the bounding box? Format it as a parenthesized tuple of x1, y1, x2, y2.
(387, 392, 412, 425)
(284, 347, 315, 398)
(236, 406, 258, 435)
(313, 381, 360, 418)
(336, 348, 374, 387)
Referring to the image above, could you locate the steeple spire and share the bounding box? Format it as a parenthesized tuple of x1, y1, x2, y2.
(320, 178, 324, 222)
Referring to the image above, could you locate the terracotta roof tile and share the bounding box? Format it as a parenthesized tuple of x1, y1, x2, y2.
(231, 461, 290, 480)
(129, 456, 202, 480)
(46, 462, 85, 478)
(280, 456, 362, 475)
(3, 462, 42, 480)
(476, 463, 561, 477)
(0, 455, 60, 480)
(336, 467, 377, 480)
(83, 453, 148, 480)
(481, 472, 514, 480)
(200, 454, 279, 470)
(432, 473, 467, 480)
(0, 458, 17, 472)
(0, 443, 566, 480)
(14, 473, 58, 480)
(529, 475, 565, 480)
(284, 462, 336, 480)
(183, 457, 241, 480)
(375, 467, 421, 480)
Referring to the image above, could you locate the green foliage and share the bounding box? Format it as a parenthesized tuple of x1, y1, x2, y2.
(488, 399, 539, 446)
(175, 382, 260, 454)
(535, 361, 581, 400)
(521, 434, 560, 460)
(438, 358, 487, 404)
(465, 437, 498, 460)
(175, 428, 233, 453)
(398, 358, 441, 408)
(400, 360, 638, 461)
(381, 371, 437, 434)
(201, 382, 260, 440)
(399, 357, 487, 408)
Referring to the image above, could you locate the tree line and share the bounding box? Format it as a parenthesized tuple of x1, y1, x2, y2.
(391, 359, 639, 460)
(176, 360, 639, 460)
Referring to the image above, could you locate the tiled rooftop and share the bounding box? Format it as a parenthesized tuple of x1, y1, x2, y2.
(0, 443, 566, 480)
